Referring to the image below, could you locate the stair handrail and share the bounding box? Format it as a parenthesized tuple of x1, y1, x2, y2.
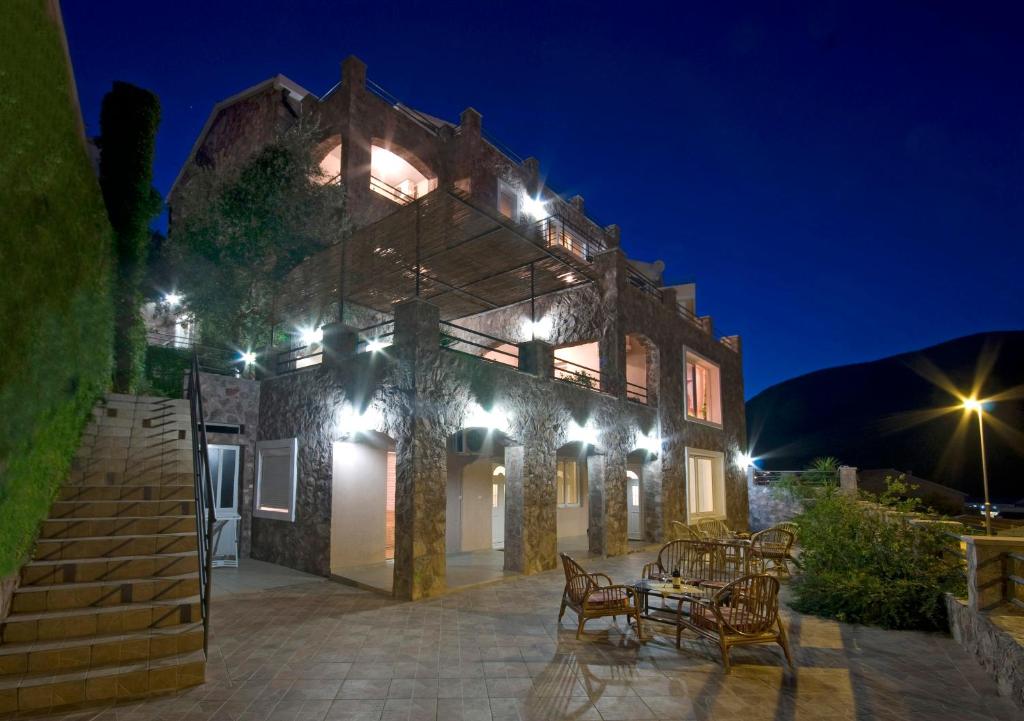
(186, 352, 216, 656)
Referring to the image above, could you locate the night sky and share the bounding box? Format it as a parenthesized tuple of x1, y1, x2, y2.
(62, 1, 1024, 397)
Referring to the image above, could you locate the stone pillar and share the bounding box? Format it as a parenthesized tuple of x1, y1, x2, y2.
(391, 298, 447, 600)
(321, 322, 358, 368)
(699, 316, 713, 336)
(587, 449, 629, 557)
(592, 249, 627, 399)
(964, 537, 1024, 612)
(518, 339, 553, 378)
(839, 466, 858, 495)
(503, 442, 557, 574)
(642, 452, 664, 542)
(339, 56, 371, 226)
(604, 224, 621, 248)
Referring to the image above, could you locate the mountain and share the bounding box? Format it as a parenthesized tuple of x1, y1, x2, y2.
(746, 331, 1024, 500)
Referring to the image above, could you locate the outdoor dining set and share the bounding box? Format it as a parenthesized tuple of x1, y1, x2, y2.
(558, 519, 798, 673)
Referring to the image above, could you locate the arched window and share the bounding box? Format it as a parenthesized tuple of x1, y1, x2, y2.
(370, 144, 435, 204)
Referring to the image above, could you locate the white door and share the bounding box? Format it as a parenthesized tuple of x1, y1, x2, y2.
(492, 466, 505, 549)
(209, 444, 240, 567)
(627, 468, 642, 540)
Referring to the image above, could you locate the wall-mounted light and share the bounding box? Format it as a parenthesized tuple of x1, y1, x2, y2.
(336, 403, 382, 437)
(639, 433, 661, 456)
(522, 194, 548, 221)
(366, 337, 390, 353)
(522, 315, 553, 341)
(568, 420, 599, 447)
(163, 292, 182, 308)
(299, 325, 324, 346)
(465, 402, 508, 433)
(239, 350, 257, 365)
(735, 452, 755, 469)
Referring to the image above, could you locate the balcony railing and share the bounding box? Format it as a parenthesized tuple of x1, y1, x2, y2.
(357, 319, 395, 353)
(625, 262, 662, 301)
(553, 356, 604, 393)
(440, 321, 520, 368)
(536, 213, 607, 261)
(370, 176, 416, 205)
(274, 343, 323, 375)
(626, 380, 649, 405)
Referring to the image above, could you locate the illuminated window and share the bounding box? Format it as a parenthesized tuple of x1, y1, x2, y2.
(497, 180, 518, 219)
(687, 450, 724, 518)
(492, 483, 499, 508)
(556, 458, 580, 507)
(685, 352, 722, 425)
(369, 145, 434, 204)
(316, 143, 342, 184)
(254, 438, 298, 521)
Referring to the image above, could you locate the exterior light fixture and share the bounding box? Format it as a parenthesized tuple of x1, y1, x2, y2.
(239, 350, 257, 365)
(568, 421, 599, 447)
(336, 403, 382, 437)
(163, 292, 182, 308)
(639, 433, 661, 456)
(961, 396, 993, 535)
(493, 465, 506, 476)
(522, 315, 553, 341)
(366, 337, 390, 352)
(522, 194, 548, 221)
(300, 326, 324, 346)
(466, 402, 508, 432)
(736, 452, 755, 469)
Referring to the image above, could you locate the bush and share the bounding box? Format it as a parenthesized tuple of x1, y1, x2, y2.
(791, 485, 965, 631)
(144, 346, 191, 398)
(0, 3, 114, 576)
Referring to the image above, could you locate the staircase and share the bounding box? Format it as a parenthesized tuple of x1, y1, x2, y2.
(0, 393, 206, 714)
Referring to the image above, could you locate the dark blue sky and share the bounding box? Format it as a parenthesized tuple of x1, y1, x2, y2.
(63, 1, 1023, 397)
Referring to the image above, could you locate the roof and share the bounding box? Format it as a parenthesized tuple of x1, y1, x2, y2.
(168, 74, 313, 200)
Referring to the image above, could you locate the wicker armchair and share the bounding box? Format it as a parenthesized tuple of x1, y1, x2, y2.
(775, 521, 799, 541)
(670, 520, 703, 541)
(750, 527, 796, 575)
(559, 553, 642, 640)
(676, 574, 794, 673)
(696, 518, 734, 541)
(642, 540, 735, 585)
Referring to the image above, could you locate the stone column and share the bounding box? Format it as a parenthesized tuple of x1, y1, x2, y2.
(839, 466, 859, 495)
(391, 298, 447, 600)
(587, 448, 629, 557)
(964, 536, 1024, 612)
(592, 249, 626, 399)
(642, 452, 664, 542)
(503, 442, 557, 574)
(659, 356, 688, 536)
(321, 322, 358, 368)
(339, 56, 372, 227)
(518, 339, 554, 378)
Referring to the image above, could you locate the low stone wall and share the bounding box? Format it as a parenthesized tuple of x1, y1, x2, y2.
(0, 573, 18, 623)
(747, 483, 804, 531)
(946, 595, 1024, 709)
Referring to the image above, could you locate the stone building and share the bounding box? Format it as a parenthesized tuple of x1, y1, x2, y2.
(168, 56, 748, 600)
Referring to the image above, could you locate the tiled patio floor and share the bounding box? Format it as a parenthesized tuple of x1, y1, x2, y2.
(5, 552, 1018, 721)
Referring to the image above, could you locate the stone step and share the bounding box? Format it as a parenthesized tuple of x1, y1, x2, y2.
(0, 621, 203, 678)
(58, 485, 193, 502)
(0, 648, 205, 713)
(67, 470, 194, 486)
(49, 499, 195, 520)
(1, 596, 202, 644)
(10, 573, 201, 614)
(21, 553, 199, 587)
(33, 533, 197, 562)
(40, 516, 196, 540)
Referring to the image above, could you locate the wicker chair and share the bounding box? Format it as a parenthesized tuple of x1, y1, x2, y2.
(642, 539, 736, 584)
(750, 527, 796, 576)
(676, 574, 794, 673)
(696, 518, 734, 541)
(775, 521, 799, 541)
(670, 520, 703, 541)
(559, 553, 642, 640)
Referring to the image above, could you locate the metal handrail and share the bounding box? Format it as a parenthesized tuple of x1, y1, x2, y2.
(553, 356, 604, 391)
(625, 380, 649, 405)
(370, 176, 416, 205)
(186, 353, 216, 656)
(365, 79, 442, 135)
(535, 213, 607, 261)
(439, 321, 520, 367)
(625, 263, 662, 301)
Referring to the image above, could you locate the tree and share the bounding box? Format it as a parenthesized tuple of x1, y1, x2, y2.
(169, 124, 348, 348)
(98, 82, 161, 392)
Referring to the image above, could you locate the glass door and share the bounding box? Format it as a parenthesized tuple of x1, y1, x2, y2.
(209, 444, 240, 567)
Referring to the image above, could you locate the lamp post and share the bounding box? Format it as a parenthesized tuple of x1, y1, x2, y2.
(963, 398, 992, 535)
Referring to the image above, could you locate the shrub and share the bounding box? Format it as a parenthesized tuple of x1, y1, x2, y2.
(143, 346, 191, 398)
(791, 484, 965, 631)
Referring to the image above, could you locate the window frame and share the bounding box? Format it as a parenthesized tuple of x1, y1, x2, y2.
(684, 448, 726, 522)
(253, 438, 299, 522)
(684, 349, 723, 428)
(556, 457, 582, 508)
(497, 179, 518, 220)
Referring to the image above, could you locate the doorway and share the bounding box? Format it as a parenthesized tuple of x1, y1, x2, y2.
(627, 467, 643, 541)
(492, 465, 505, 549)
(209, 444, 240, 566)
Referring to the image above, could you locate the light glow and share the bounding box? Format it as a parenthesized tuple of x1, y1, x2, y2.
(239, 350, 257, 365)
(639, 433, 661, 456)
(366, 337, 391, 353)
(735, 452, 755, 469)
(335, 403, 383, 437)
(465, 402, 508, 432)
(493, 465, 506, 476)
(962, 397, 983, 413)
(300, 326, 324, 346)
(568, 420, 599, 447)
(163, 292, 182, 308)
(522, 315, 553, 341)
(522, 194, 548, 221)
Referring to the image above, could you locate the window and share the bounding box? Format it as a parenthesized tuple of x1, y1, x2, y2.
(497, 180, 518, 219)
(686, 450, 725, 519)
(209, 444, 240, 518)
(369, 145, 434, 204)
(685, 352, 722, 425)
(254, 438, 298, 521)
(385, 451, 396, 560)
(556, 458, 581, 507)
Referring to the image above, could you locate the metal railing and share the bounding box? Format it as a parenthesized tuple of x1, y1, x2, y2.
(553, 356, 604, 392)
(626, 380, 649, 405)
(370, 175, 416, 205)
(625, 263, 663, 301)
(1009, 552, 1024, 610)
(185, 353, 216, 656)
(752, 469, 840, 486)
(440, 321, 520, 368)
(357, 319, 395, 353)
(147, 331, 243, 376)
(535, 214, 607, 261)
(273, 344, 324, 375)
(366, 79, 442, 135)
(481, 129, 525, 165)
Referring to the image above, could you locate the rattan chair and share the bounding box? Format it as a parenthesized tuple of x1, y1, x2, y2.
(642, 539, 735, 584)
(670, 520, 703, 541)
(676, 574, 794, 673)
(750, 527, 796, 576)
(696, 518, 734, 541)
(775, 521, 799, 541)
(559, 553, 642, 640)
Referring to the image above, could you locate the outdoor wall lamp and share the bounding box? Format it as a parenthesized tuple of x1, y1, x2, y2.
(465, 402, 509, 433)
(299, 325, 324, 346)
(568, 420, 599, 447)
(336, 403, 382, 437)
(239, 350, 257, 365)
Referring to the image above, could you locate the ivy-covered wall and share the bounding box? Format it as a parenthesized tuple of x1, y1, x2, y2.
(0, 1, 114, 576)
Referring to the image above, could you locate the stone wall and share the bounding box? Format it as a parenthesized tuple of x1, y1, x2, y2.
(747, 482, 805, 531)
(946, 595, 1024, 710)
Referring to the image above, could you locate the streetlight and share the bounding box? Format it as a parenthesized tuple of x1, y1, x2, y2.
(962, 397, 993, 535)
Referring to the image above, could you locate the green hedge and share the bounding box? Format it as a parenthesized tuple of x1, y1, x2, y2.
(144, 346, 190, 399)
(0, 2, 114, 577)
